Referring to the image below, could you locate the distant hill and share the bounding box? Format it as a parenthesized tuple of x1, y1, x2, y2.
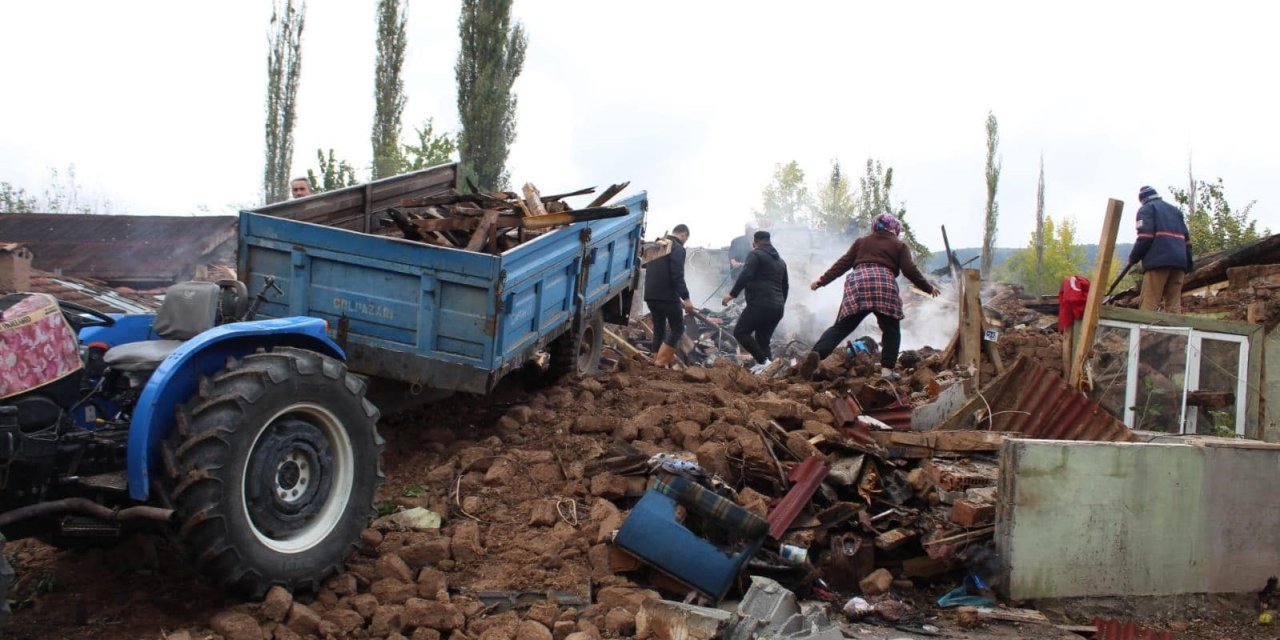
(925, 244, 1135, 272)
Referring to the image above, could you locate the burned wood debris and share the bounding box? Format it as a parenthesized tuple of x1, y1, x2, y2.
(376, 181, 633, 253)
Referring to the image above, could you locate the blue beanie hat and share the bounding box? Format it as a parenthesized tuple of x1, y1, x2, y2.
(1139, 186, 1159, 203)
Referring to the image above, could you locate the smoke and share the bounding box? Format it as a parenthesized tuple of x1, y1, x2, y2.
(682, 226, 958, 353)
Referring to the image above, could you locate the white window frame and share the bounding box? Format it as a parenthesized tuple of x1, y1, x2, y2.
(1098, 319, 1250, 435)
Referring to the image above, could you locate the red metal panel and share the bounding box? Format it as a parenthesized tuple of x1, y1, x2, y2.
(830, 395, 862, 427)
(979, 357, 1135, 442)
(1094, 617, 1175, 640)
(766, 456, 830, 540)
(865, 406, 913, 431)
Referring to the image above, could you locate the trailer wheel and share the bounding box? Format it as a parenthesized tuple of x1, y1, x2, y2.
(163, 347, 383, 598)
(549, 310, 604, 379)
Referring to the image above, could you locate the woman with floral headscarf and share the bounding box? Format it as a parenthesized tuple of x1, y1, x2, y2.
(798, 213, 939, 380)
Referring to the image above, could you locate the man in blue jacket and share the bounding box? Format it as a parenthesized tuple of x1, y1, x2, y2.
(1128, 186, 1193, 313)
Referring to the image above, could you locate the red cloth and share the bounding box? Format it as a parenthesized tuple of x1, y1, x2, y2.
(1, 293, 83, 400)
(838, 263, 904, 321)
(1057, 275, 1090, 332)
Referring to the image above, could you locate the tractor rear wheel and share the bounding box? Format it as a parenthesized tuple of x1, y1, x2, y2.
(163, 347, 383, 598)
(548, 310, 604, 379)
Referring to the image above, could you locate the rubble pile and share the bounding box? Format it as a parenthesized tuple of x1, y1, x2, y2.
(136, 347, 1030, 639)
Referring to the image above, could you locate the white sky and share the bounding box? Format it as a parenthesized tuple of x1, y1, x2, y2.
(1, 0, 1278, 251)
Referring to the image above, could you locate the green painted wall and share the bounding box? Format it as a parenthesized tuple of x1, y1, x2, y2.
(1264, 330, 1279, 442)
(998, 439, 1280, 599)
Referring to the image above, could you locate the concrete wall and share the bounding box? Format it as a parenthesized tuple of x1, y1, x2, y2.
(997, 438, 1280, 600)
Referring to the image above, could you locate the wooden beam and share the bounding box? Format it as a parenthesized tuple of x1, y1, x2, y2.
(940, 328, 960, 368)
(1069, 198, 1124, 389)
(959, 269, 982, 376)
(411, 206, 629, 234)
(465, 209, 500, 252)
(604, 328, 648, 360)
(1060, 324, 1073, 376)
(522, 183, 549, 217)
(586, 182, 630, 208)
(983, 323, 1006, 376)
(1186, 390, 1236, 408)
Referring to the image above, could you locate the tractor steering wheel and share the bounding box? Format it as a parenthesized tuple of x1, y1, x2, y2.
(57, 299, 116, 329)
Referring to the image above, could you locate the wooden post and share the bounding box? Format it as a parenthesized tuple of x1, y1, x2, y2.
(1069, 199, 1125, 389)
(959, 269, 982, 378)
(1060, 324, 1073, 376)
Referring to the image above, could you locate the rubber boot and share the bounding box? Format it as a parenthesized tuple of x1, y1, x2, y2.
(653, 343, 677, 367)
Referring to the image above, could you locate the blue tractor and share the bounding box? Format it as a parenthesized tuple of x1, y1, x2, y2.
(0, 279, 383, 619)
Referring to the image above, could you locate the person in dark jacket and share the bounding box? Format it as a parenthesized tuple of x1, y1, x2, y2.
(1128, 185, 1193, 313)
(728, 223, 754, 280)
(799, 213, 939, 380)
(721, 230, 788, 372)
(644, 224, 694, 366)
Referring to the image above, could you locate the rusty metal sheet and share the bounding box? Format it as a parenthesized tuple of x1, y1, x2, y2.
(1094, 617, 1175, 640)
(865, 405, 913, 431)
(937, 356, 1135, 442)
(766, 456, 829, 540)
(830, 395, 862, 427)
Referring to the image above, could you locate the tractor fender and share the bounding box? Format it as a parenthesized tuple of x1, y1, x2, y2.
(78, 313, 157, 347)
(126, 317, 344, 501)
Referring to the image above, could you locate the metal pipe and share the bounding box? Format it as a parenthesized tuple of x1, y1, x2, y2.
(0, 498, 173, 529)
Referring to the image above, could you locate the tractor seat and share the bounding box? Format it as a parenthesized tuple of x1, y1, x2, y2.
(104, 281, 222, 373)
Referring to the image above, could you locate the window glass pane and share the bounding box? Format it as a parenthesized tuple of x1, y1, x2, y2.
(1192, 338, 1242, 435)
(1089, 326, 1132, 421)
(1135, 330, 1188, 432)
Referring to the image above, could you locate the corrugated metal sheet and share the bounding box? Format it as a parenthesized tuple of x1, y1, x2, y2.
(936, 356, 1136, 442)
(0, 214, 236, 286)
(1094, 617, 1176, 640)
(766, 456, 829, 540)
(26, 270, 158, 314)
(865, 405, 913, 431)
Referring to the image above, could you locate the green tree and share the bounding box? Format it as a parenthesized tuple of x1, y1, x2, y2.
(401, 119, 458, 171)
(1169, 177, 1268, 255)
(264, 0, 307, 205)
(981, 111, 1001, 276)
(1002, 215, 1086, 296)
(455, 0, 526, 191)
(858, 159, 930, 264)
(1, 182, 38, 213)
(753, 160, 811, 226)
(306, 149, 359, 194)
(1034, 155, 1046, 294)
(371, 0, 408, 180)
(811, 160, 857, 232)
(1, 166, 113, 213)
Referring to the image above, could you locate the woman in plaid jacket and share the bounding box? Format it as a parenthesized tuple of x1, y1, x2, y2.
(799, 213, 939, 380)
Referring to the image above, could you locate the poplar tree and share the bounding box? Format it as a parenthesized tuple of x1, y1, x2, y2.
(455, 0, 527, 191)
(263, 0, 306, 204)
(1034, 155, 1046, 294)
(981, 111, 1001, 276)
(371, 0, 408, 179)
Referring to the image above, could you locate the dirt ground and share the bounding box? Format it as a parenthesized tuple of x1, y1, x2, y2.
(4, 354, 1278, 639)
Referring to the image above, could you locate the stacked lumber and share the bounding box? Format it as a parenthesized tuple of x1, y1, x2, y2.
(379, 181, 632, 254)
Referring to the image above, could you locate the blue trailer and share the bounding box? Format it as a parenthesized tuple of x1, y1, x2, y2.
(240, 164, 647, 394)
(0, 165, 646, 616)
